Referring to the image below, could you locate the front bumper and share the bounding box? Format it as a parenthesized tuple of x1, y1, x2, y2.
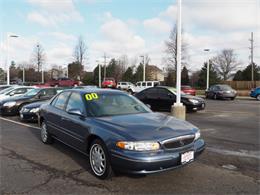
(186, 103, 205, 111)
(110, 139, 205, 174)
(19, 111, 38, 122)
(0, 105, 18, 116)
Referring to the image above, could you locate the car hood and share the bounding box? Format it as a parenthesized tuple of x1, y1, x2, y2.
(93, 112, 198, 141)
(24, 101, 48, 108)
(182, 95, 204, 101)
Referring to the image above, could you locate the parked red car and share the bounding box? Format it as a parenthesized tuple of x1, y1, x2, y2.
(47, 78, 81, 87)
(181, 85, 196, 96)
(101, 77, 117, 88)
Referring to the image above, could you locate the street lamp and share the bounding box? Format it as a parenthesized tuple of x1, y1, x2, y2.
(96, 60, 101, 88)
(204, 49, 210, 90)
(6, 33, 19, 85)
(140, 55, 145, 81)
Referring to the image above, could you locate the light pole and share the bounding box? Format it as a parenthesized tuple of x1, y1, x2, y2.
(6, 33, 19, 85)
(96, 60, 101, 88)
(140, 55, 145, 81)
(22, 67, 25, 84)
(171, 0, 186, 120)
(204, 49, 210, 90)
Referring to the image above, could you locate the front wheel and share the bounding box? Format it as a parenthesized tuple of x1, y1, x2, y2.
(256, 94, 260, 101)
(89, 139, 113, 179)
(41, 121, 53, 144)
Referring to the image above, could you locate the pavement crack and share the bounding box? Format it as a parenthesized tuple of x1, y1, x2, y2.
(1, 146, 114, 193)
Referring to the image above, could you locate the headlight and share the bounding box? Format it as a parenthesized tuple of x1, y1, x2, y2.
(195, 130, 201, 140)
(3, 101, 16, 107)
(116, 141, 160, 151)
(189, 99, 199, 104)
(30, 108, 40, 113)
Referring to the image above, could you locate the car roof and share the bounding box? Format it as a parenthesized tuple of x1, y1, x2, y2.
(65, 88, 125, 95)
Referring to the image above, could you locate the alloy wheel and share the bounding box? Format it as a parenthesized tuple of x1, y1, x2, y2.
(90, 144, 106, 176)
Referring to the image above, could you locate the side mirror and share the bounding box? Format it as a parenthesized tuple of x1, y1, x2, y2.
(168, 93, 174, 98)
(67, 109, 84, 117)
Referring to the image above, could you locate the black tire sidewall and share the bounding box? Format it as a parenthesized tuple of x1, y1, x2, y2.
(41, 121, 53, 144)
(89, 139, 113, 179)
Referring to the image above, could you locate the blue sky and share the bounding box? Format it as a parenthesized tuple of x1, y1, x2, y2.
(0, 0, 259, 72)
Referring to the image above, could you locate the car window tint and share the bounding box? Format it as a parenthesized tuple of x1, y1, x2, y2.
(147, 82, 152, 86)
(157, 88, 170, 98)
(145, 88, 158, 98)
(53, 92, 70, 110)
(142, 82, 146, 86)
(66, 92, 84, 113)
(137, 83, 141, 86)
(46, 89, 57, 96)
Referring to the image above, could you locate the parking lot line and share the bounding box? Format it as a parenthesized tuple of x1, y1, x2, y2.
(0, 117, 40, 130)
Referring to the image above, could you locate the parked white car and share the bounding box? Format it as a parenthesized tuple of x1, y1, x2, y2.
(128, 81, 160, 94)
(0, 86, 35, 101)
(117, 82, 134, 90)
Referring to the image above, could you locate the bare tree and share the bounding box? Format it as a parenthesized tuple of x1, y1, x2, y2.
(73, 36, 87, 66)
(31, 43, 46, 72)
(165, 24, 187, 71)
(212, 49, 240, 80)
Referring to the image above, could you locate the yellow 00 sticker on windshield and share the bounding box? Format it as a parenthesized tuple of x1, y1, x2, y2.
(85, 93, 99, 101)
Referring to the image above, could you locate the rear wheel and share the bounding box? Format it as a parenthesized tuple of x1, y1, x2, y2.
(89, 139, 113, 179)
(41, 121, 53, 144)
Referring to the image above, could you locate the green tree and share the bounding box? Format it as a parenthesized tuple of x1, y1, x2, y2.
(197, 61, 220, 88)
(233, 70, 243, 81)
(165, 69, 175, 87)
(0, 68, 5, 82)
(241, 63, 260, 81)
(181, 66, 189, 85)
(82, 72, 94, 85)
(68, 61, 83, 80)
(122, 67, 134, 82)
(133, 63, 143, 82)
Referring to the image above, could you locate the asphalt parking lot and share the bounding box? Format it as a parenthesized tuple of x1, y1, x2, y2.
(0, 99, 259, 194)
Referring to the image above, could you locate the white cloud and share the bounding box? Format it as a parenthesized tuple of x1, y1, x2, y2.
(143, 18, 171, 34)
(27, 0, 83, 27)
(91, 13, 145, 58)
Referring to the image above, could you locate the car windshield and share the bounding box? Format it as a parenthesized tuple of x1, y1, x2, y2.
(85, 93, 151, 117)
(0, 86, 16, 94)
(219, 85, 232, 90)
(24, 88, 41, 97)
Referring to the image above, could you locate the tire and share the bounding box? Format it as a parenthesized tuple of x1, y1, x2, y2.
(41, 121, 53, 144)
(230, 97, 235, 100)
(256, 94, 260, 101)
(89, 139, 113, 179)
(128, 89, 133, 95)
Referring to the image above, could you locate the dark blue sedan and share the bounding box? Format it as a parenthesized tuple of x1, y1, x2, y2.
(39, 89, 205, 179)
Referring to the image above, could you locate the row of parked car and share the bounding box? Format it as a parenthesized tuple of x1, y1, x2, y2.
(0, 83, 259, 123)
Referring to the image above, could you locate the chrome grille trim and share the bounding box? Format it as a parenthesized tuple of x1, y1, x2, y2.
(161, 134, 195, 145)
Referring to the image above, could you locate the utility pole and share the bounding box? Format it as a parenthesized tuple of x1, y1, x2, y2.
(140, 55, 145, 81)
(249, 32, 254, 81)
(103, 53, 109, 80)
(204, 49, 210, 90)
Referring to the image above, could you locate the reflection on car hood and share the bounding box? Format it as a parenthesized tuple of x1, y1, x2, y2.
(182, 95, 204, 101)
(93, 112, 198, 141)
(23, 101, 48, 108)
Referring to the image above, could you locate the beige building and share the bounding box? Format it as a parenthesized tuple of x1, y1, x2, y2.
(146, 65, 164, 81)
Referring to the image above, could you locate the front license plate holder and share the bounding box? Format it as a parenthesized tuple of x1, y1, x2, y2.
(181, 151, 194, 164)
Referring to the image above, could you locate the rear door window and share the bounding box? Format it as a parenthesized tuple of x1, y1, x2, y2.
(142, 82, 146, 87)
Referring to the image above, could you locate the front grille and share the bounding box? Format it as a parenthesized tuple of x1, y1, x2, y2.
(162, 135, 195, 149)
